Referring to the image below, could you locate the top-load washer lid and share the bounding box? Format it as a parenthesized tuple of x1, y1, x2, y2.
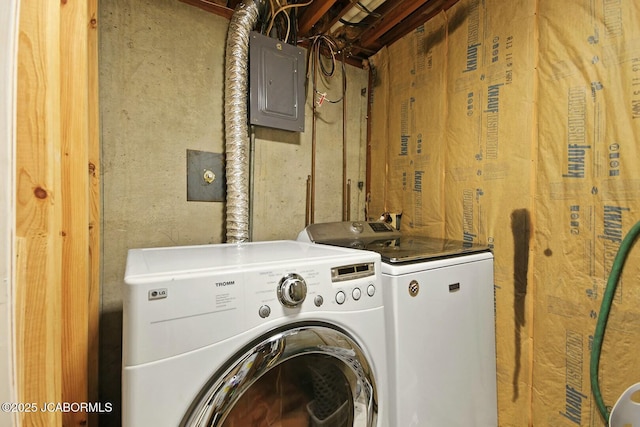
(299, 221, 490, 264)
(361, 235, 490, 263)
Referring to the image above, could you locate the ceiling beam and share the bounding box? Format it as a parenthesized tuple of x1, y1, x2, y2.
(297, 0, 338, 36)
(346, 0, 460, 60)
(178, 0, 464, 65)
(179, 0, 234, 19)
(357, 0, 430, 48)
(378, 0, 459, 47)
(316, 0, 359, 35)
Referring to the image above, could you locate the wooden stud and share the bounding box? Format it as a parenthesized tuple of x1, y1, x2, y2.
(16, 0, 64, 424)
(16, 0, 99, 424)
(60, 0, 90, 425)
(87, 0, 101, 425)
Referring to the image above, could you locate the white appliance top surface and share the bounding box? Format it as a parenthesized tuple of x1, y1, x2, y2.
(125, 240, 376, 279)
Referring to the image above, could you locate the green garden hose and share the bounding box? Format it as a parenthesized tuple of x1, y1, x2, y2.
(590, 219, 640, 423)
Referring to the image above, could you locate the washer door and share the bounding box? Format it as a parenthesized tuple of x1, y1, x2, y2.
(181, 323, 378, 427)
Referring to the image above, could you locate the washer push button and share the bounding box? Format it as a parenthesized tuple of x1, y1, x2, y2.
(335, 291, 346, 305)
(258, 305, 271, 318)
(367, 284, 376, 297)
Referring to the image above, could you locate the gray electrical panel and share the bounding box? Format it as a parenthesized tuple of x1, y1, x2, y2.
(249, 31, 306, 132)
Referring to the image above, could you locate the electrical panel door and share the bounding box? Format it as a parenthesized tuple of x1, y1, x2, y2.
(249, 31, 306, 132)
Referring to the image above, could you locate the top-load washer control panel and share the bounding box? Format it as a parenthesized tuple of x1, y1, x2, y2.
(123, 240, 382, 365)
(297, 221, 401, 244)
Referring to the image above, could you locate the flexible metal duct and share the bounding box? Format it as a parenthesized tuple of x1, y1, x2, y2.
(224, 0, 266, 243)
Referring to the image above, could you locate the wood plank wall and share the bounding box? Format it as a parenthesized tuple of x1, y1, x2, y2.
(15, 1, 100, 426)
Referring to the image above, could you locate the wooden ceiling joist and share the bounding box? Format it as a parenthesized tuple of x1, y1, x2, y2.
(297, 0, 338, 36)
(378, 0, 459, 46)
(179, 0, 463, 64)
(357, 0, 430, 48)
(179, 0, 234, 19)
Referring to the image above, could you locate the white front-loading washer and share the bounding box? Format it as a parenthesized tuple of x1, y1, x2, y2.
(299, 222, 498, 427)
(122, 240, 389, 426)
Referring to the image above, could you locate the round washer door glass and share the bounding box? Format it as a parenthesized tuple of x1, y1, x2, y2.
(181, 323, 379, 427)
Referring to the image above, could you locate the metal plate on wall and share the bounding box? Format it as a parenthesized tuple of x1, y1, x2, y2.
(186, 149, 225, 202)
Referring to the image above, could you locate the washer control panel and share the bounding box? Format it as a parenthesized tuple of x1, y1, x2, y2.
(298, 220, 401, 243)
(245, 259, 381, 326)
(331, 262, 375, 282)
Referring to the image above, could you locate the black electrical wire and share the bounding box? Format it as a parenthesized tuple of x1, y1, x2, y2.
(307, 35, 345, 105)
(313, 35, 338, 77)
(354, 0, 381, 17)
(338, 18, 369, 27)
(288, 0, 297, 44)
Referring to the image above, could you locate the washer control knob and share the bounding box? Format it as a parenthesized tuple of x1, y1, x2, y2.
(367, 284, 376, 297)
(352, 288, 361, 300)
(278, 273, 307, 307)
(335, 291, 346, 305)
(350, 222, 365, 234)
(258, 305, 271, 318)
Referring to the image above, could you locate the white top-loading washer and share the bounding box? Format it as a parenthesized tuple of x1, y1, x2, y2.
(299, 222, 498, 427)
(122, 240, 389, 426)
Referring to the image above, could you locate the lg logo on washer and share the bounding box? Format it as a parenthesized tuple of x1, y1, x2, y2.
(148, 289, 167, 300)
